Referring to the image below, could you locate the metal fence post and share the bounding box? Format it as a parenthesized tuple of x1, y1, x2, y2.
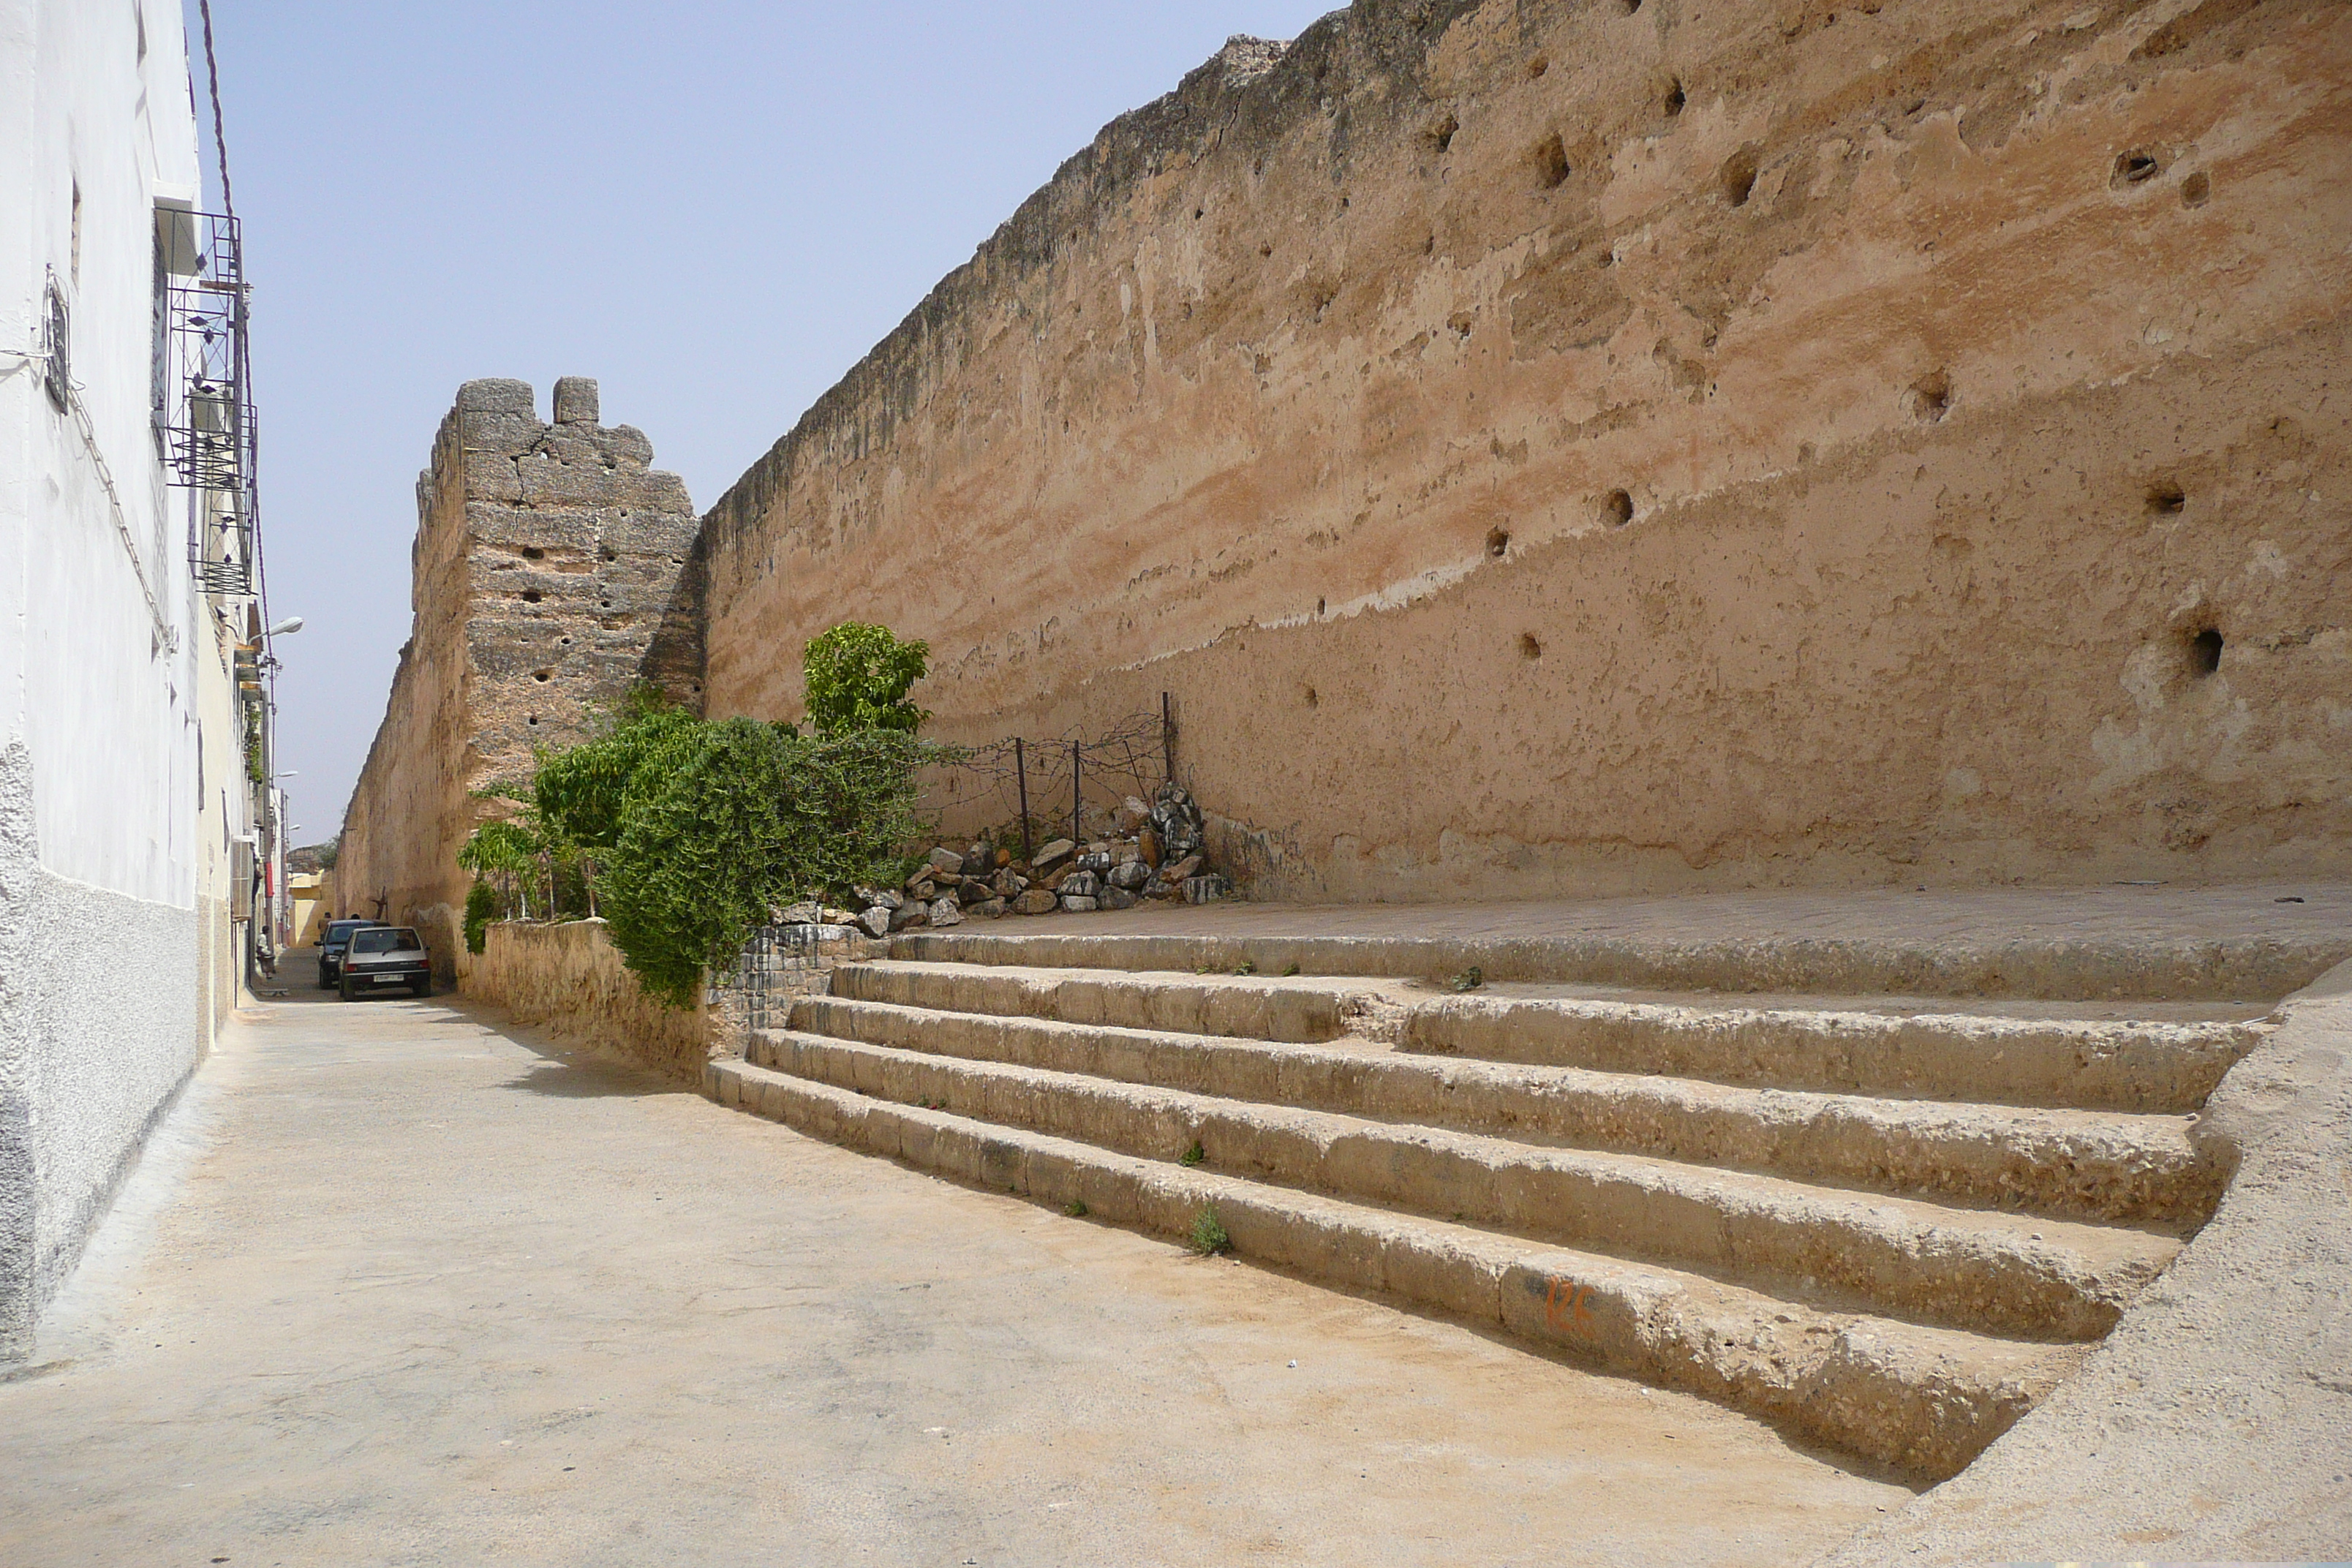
(1014, 736, 1031, 862)
(1161, 690, 1174, 787)
(1071, 738, 1082, 844)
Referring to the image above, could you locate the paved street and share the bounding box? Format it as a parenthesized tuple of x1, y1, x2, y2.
(0, 962, 1905, 1566)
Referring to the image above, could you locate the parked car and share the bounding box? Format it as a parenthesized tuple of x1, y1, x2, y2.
(317, 919, 386, 988)
(339, 926, 434, 1000)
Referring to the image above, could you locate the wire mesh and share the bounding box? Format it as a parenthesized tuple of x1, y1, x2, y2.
(922, 706, 1173, 852)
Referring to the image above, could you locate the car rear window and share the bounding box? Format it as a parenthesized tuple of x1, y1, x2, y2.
(351, 928, 423, 954)
(327, 920, 377, 941)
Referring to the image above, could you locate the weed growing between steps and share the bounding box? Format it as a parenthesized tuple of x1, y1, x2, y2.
(1180, 1140, 1207, 1167)
(1188, 1207, 1232, 1256)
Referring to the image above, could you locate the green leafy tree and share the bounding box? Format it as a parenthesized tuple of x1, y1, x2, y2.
(456, 818, 540, 878)
(802, 622, 930, 736)
(532, 687, 698, 853)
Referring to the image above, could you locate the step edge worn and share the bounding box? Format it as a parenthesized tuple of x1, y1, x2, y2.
(748, 1028, 2175, 1343)
(702, 1057, 2081, 1482)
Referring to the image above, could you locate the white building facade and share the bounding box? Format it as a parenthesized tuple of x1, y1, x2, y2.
(0, 0, 260, 1361)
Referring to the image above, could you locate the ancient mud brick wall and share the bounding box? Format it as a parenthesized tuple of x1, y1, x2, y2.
(696, 0, 2351, 902)
(339, 379, 703, 965)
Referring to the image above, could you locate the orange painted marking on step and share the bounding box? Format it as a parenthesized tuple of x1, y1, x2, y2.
(1545, 1278, 1597, 1335)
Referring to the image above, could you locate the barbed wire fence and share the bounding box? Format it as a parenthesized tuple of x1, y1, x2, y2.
(922, 693, 1177, 859)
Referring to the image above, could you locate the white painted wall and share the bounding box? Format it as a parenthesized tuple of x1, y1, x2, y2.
(0, 0, 214, 1360)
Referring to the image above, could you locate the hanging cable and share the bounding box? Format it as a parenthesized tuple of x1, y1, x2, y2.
(197, 0, 235, 225)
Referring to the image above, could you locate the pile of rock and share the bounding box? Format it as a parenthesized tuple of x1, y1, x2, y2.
(831, 783, 1231, 935)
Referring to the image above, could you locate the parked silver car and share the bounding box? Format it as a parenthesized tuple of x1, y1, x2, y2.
(338, 926, 434, 1000)
(317, 917, 385, 987)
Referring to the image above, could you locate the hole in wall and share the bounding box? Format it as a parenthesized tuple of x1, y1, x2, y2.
(1194, 207, 1205, 220)
(1519, 633, 1544, 660)
(1485, 527, 1511, 558)
(1303, 686, 1319, 709)
(1316, 597, 1327, 614)
(2187, 627, 2223, 678)
(521, 546, 545, 560)
(1909, 369, 1950, 423)
(1536, 133, 1572, 190)
(2112, 150, 2163, 189)
(1602, 490, 1635, 527)
(527, 715, 539, 726)
(1259, 242, 1274, 258)
(2146, 480, 2185, 516)
(2179, 170, 2210, 207)
(1721, 145, 1760, 206)
(521, 589, 543, 603)
(559, 636, 572, 646)
(1663, 78, 1686, 116)
(1528, 56, 1548, 79)
(532, 669, 553, 683)
(599, 544, 618, 562)
(1618, 0, 1642, 12)
(1426, 113, 1459, 156)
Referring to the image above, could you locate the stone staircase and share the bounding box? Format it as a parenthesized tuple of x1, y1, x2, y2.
(706, 928, 2277, 1482)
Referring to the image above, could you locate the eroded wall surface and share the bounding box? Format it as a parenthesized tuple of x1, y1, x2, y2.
(339, 380, 702, 967)
(699, 0, 2350, 901)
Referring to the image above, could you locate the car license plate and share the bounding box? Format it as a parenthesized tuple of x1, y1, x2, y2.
(372, 975, 404, 985)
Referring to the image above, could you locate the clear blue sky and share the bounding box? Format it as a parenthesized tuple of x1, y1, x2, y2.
(183, 1, 1338, 843)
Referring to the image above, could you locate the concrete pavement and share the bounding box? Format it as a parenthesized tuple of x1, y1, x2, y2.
(0, 960, 1906, 1566)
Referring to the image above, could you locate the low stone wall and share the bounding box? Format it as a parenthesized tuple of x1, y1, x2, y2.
(461, 920, 714, 1081)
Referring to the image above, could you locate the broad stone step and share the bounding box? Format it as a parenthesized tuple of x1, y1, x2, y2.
(831, 959, 1363, 1043)
(706, 1055, 2084, 1483)
(890, 927, 2342, 1003)
(751, 1028, 2176, 1343)
(791, 995, 2222, 1227)
(1406, 995, 2266, 1114)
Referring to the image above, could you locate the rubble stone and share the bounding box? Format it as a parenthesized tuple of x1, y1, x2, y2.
(927, 896, 964, 928)
(1011, 889, 1058, 916)
(1182, 875, 1232, 905)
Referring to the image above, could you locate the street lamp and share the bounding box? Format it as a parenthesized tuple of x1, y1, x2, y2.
(267, 616, 304, 636)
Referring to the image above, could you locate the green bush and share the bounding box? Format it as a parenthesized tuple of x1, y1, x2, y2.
(1188, 1207, 1232, 1256)
(600, 718, 939, 1009)
(802, 622, 930, 736)
(478, 634, 944, 1011)
(464, 880, 500, 955)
